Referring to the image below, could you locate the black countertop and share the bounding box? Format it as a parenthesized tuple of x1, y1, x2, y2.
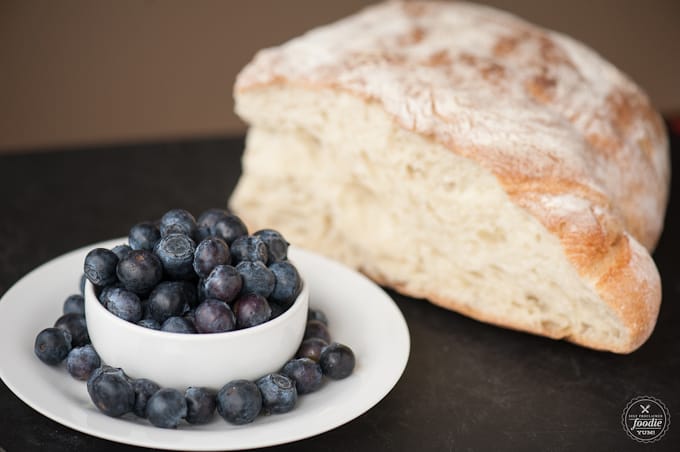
(0, 130, 678, 452)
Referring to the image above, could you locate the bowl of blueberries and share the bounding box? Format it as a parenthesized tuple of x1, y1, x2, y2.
(83, 208, 309, 390)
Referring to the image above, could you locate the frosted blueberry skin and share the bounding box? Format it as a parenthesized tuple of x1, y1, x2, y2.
(185, 387, 217, 425)
(256, 373, 297, 415)
(233, 293, 272, 329)
(84, 248, 119, 287)
(132, 378, 161, 418)
(203, 265, 242, 303)
(230, 236, 268, 265)
(66, 344, 101, 381)
(86, 365, 110, 395)
(154, 233, 196, 281)
(105, 288, 142, 323)
(97, 284, 124, 308)
(128, 222, 161, 251)
(116, 249, 163, 295)
(87, 366, 135, 418)
(269, 261, 301, 306)
(147, 281, 189, 324)
(79, 274, 87, 295)
(212, 214, 248, 245)
(193, 237, 231, 279)
(159, 208, 198, 240)
(161, 316, 197, 334)
(146, 388, 188, 429)
(54, 313, 89, 347)
(217, 379, 262, 425)
(137, 318, 161, 330)
(194, 299, 236, 333)
(195, 208, 230, 242)
(236, 261, 275, 298)
(34, 327, 72, 365)
(304, 319, 331, 343)
(109, 247, 132, 265)
(296, 337, 329, 362)
(281, 358, 323, 394)
(319, 343, 356, 380)
(63, 294, 85, 316)
(254, 229, 289, 263)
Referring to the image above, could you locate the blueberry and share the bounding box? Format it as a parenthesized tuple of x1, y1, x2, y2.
(197, 208, 230, 230)
(269, 261, 301, 306)
(148, 281, 189, 324)
(236, 261, 275, 298)
(308, 308, 328, 326)
(178, 280, 199, 309)
(197, 278, 208, 303)
(233, 293, 271, 329)
(256, 373, 297, 415)
(66, 345, 101, 380)
(137, 318, 161, 330)
(146, 388, 187, 428)
(84, 248, 119, 287)
(194, 299, 236, 333)
(140, 298, 151, 319)
(105, 288, 142, 323)
(296, 337, 329, 362)
(183, 307, 195, 321)
(86, 365, 117, 395)
(97, 283, 124, 308)
(281, 358, 323, 394)
(34, 328, 72, 365)
(216, 380, 262, 425)
(254, 229, 289, 263)
(87, 366, 135, 417)
(87, 365, 112, 396)
(116, 249, 163, 295)
(128, 221, 161, 251)
(63, 294, 85, 316)
(185, 387, 217, 424)
(203, 265, 242, 303)
(304, 319, 331, 343)
(269, 301, 287, 319)
(319, 342, 355, 380)
(230, 236, 268, 265)
(111, 244, 133, 260)
(154, 233, 196, 280)
(213, 214, 248, 245)
(196, 208, 230, 242)
(54, 313, 89, 346)
(193, 237, 231, 279)
(161, 316, 197, 334)
(79, 273, 87, 295)
(132, 378, 161, 418)
(160, 208, 197, 239)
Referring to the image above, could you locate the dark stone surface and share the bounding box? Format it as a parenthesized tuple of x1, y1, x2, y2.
(0, 131, 678, 451)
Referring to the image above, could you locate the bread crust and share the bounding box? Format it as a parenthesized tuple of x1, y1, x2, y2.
(233, 1, 669, 352)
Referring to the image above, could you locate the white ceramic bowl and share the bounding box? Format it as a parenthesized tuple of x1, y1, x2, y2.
(85, 279, 309, 389)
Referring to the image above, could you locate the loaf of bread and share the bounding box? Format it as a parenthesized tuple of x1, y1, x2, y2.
(230, 1, 669, 353)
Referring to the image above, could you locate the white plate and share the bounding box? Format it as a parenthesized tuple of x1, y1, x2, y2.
(0, 239, 410, 450)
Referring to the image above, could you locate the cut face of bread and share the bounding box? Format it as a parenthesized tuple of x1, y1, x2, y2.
(231, 87, 657, 353)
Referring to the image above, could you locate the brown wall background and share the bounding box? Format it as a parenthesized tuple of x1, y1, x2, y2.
(1, 0, 679, 153)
